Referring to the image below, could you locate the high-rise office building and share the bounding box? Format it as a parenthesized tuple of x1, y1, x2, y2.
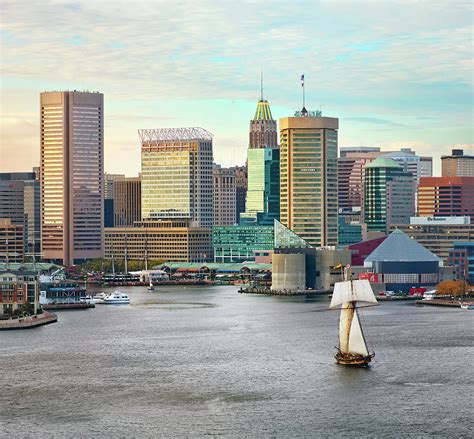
(417, 177, 474, 220)
(213, 165, 236, 226)
(441, 149, 474, 176)
(139, 127, 213, 227)
(40, 91, 104, 266)
(364, 157, 416, 232)
(0, 171, 40, 254)
(280, 113, 339, 247)
(230, 165, 247, 220)
(0, 218, 24, 263)
(337, 150, 380, 211)
(114, 176, 141, 227)
(241, 98, 280, 225)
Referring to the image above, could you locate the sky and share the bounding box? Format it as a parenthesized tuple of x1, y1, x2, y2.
(1, 0, 473, 176)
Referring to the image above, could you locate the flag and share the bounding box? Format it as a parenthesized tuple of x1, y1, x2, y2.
(301, 74, 304, 86)
(332, 263, 343, 269)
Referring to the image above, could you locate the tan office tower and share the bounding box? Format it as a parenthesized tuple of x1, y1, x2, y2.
(280, 113, 339, 247)
(441, 149, 474, 176)
(40, 91, 104, 266)
(114, 177, 141, 227)
(213, 165, 236, 226)
(139, 127, 213, 227)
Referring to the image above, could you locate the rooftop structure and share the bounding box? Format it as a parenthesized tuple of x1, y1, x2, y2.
(441, 149, 474, 177)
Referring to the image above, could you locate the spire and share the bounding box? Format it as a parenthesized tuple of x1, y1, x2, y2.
(260, 70, 264, 102)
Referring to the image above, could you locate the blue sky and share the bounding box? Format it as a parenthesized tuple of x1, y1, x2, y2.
(1, 0, 472, 176)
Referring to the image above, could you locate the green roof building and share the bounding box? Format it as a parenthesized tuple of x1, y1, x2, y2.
(240, 91, 280, 226)
(364, 157, 416, 233)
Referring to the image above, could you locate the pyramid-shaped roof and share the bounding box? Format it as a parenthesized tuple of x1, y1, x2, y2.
(254, 100, 274, 121)
(365, 229, 440, 263)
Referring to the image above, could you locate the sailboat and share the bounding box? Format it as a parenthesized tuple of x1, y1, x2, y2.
(147, 279, 154, 291)
(329, 265, 378, 367)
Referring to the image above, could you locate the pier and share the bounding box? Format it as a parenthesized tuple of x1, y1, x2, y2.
(239, 287, 330, 296)
(0, 311, 58, 330)
(416, 299, 473, 308)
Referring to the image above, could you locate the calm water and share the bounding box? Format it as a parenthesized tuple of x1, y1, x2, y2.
(1, 285, 473, 438)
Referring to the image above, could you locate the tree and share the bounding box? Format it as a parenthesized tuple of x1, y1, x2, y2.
(435, 280, 467, 297)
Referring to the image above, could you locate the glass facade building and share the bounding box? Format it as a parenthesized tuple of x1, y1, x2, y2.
(212, 225, 274, 263)
(140, 128, 213, 228)
(40, 91, 104, 266)
(279, 115, 339, 247)
(240, 148, 280, 225)
(240, 99, 279, 226)
(364, 157, 415, 233)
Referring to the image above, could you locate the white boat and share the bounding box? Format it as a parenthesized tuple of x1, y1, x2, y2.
(103, 291, 130, 305)
(329, 265, 378, 367)
(92, 292, 109, 304)
(459, 301, 474, 310)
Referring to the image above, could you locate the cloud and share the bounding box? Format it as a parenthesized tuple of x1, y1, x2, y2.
(0, 0, 472, 175)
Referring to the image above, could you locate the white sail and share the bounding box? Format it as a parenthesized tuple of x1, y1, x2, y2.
(348, 308, 369, 356)
(339, 303, 353, 354)
(329, 279, 378, 308)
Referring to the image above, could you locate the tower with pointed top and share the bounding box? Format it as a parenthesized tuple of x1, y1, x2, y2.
(240, 88, 280, 226)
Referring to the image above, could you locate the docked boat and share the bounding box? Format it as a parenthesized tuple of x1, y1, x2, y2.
(92, 292, 109, 304)
(329, 265, 378, 367)
(459, 301, 474, 310)
(103, 291, 130, 305)
(40, 282, 94, 309)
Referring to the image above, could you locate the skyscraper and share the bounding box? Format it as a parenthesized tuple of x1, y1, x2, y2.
(240, 97, 280, 225)
(40, 91, 104, 266)
(213, 165, 236, 226)
(0, 171, 41, 254)
(279, 113, 339, 247)
(114, 176, 142, 227)
(364, 157, 416, 232)
(230, 165, 247, 220)
(139, 127, 213, 227)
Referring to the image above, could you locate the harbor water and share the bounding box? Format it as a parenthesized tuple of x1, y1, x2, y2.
(1, 285, 473, 438)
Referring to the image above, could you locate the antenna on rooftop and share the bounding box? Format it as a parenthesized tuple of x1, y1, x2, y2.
(260, 70, 264, 101)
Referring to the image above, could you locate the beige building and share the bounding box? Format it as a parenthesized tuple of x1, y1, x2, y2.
(213, 165, 236, 226)
(105, 220, 212, 263)
(114, 177, 141, 227)
(0, 270, 40, 315)
(0, 218, 24, 263)
(280, 114, 339, 246)
(441, 149, 474, 177)
(40, 91, 104, 266)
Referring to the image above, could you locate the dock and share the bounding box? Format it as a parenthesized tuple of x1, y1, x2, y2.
(0, 311, 58, 330)
(42, 303, 95, 310)
(415, 299, 473, 308)
(239, 287, 330, 296)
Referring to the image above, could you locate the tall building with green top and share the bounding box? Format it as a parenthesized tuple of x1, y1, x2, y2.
(364, 156, 415, 233)
(240, 96, 280, 226)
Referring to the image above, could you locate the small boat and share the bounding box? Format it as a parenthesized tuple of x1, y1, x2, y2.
(329, 264, 378, 367)
(459, 301, 474, 310)
(103, 291, 130, 305)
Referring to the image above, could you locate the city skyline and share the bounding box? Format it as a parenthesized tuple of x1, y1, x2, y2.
(1, 1, 473, 176)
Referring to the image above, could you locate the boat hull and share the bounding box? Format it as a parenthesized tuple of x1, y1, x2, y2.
(335, 350, 374, 367)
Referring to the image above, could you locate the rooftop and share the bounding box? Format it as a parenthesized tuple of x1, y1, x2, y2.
(138, 127, 213, 143)
(253, 100, 274, 121)
(365, 229, 440, 263)
(366, 156, 402, 169)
